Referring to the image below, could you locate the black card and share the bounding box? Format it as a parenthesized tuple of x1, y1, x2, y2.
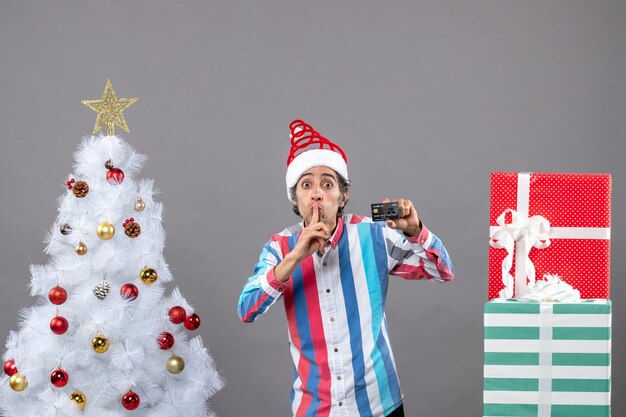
(371, 202, 400, 221)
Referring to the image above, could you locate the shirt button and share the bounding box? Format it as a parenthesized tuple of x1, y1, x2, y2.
(330, 317, 335, 322)
(323, 262, 327, 266)
(337, 376, 342, 380)
(338, 402, 343, 406)
(326, 289, 331, 293)
(334, 348, 338, 352)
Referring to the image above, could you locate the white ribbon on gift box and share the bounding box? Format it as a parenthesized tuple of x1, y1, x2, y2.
(522, 274, 580, 417)
(518, 273, 582, 302)
(538, 303, 554, 417)
(489, 172, 611, 298)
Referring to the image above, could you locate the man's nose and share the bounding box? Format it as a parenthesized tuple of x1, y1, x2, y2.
(310, 186, 323, 201)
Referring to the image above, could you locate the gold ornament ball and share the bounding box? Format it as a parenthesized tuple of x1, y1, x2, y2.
(92, 334, 110, 353)
(70, 391, 87, 410)
(75, 241, 88, 256)
(140, 267, 158, 286)
(96, 221, 115, 240)
(9, 373, 28, 391)
(135, 197, 146, 212)
(166, 354, 185, 374)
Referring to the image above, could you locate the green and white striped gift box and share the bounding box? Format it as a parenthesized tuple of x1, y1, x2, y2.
(484, 299, 611, 417)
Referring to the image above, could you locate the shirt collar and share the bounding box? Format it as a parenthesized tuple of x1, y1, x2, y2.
(328, 215, 344, 249)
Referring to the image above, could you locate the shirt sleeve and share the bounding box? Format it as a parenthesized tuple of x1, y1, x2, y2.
(384, 223, 455, 282)
(237, 238, 290, 323)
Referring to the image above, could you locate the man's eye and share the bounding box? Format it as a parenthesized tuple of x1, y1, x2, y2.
(302, 182, 311, 188)
(323, 182, 333, 188)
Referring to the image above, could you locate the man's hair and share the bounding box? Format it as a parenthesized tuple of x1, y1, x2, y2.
(289, 171, 351, 218)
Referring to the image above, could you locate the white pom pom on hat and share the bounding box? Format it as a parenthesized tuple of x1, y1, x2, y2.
(285, 120, 348, 201)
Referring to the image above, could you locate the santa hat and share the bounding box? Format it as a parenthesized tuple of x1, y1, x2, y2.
(285, 120, 348, 201)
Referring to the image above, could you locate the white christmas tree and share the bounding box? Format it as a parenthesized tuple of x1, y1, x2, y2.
(0, 82, 223, 417)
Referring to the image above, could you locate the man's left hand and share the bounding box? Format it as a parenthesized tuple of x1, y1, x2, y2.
(382, 198, 422, 237)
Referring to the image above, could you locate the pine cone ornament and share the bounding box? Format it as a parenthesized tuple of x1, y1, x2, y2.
(123, 218, 141, 238)
(68, 179, 90, 198)
(93, 280, 111, 300)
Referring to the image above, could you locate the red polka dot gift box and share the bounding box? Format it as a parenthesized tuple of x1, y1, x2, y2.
(488, 172, 611, 300)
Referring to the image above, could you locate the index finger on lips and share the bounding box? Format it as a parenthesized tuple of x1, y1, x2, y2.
(311, 204, 319, 224)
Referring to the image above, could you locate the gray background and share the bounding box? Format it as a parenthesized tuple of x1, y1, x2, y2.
(0, 1, 624, 416)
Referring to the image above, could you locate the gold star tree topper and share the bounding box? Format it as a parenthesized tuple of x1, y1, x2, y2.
(82, 79, 138, 135)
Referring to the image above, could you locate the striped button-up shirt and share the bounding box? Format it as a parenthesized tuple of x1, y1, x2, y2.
(238, 214, 455, 417)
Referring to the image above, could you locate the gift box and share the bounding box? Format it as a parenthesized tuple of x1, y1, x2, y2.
(483, 299, 611, 417)
(489, 173, 611, 299)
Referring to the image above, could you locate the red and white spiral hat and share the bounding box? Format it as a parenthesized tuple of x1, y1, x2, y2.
(285, 120, 348, 200)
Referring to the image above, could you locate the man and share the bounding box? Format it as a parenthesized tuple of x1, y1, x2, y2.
(238, 120, 455, 417)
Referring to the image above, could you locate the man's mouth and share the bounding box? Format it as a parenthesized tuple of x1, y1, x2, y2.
(310, 205, 323, 219)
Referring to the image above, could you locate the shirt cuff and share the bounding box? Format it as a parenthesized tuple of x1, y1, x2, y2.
(265, 267, 290, 295)
(407, 223, 432, 248)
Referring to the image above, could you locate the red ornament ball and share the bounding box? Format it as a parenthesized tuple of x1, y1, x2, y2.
(50, 316, 69, 335)
(156, 332, 175, 350)
(106, 168, 125, 185)
(184, 314, 201, 330)
(120, 283, 139, 301)
(168, 306, 187, 324)
(48, 286, 67, 305)
(121, 390, 140, 410)
(3, 360, 17, 376)
(50, 368, 69, 387)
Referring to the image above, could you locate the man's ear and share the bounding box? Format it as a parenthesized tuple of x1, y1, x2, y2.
(340, 193, 347, 208)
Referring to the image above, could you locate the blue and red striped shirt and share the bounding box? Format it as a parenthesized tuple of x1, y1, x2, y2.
(238, 214, 454, 417)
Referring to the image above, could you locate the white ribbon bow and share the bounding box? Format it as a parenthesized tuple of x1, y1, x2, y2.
(489, 209, 551, 298)
(517, 273, 581, 302)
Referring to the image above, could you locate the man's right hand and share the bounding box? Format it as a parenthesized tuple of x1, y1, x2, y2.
(292, 205, 331, 260)
(274, 205, 330, 283)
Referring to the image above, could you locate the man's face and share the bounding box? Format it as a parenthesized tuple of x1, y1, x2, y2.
(294, 166, 346, 229)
